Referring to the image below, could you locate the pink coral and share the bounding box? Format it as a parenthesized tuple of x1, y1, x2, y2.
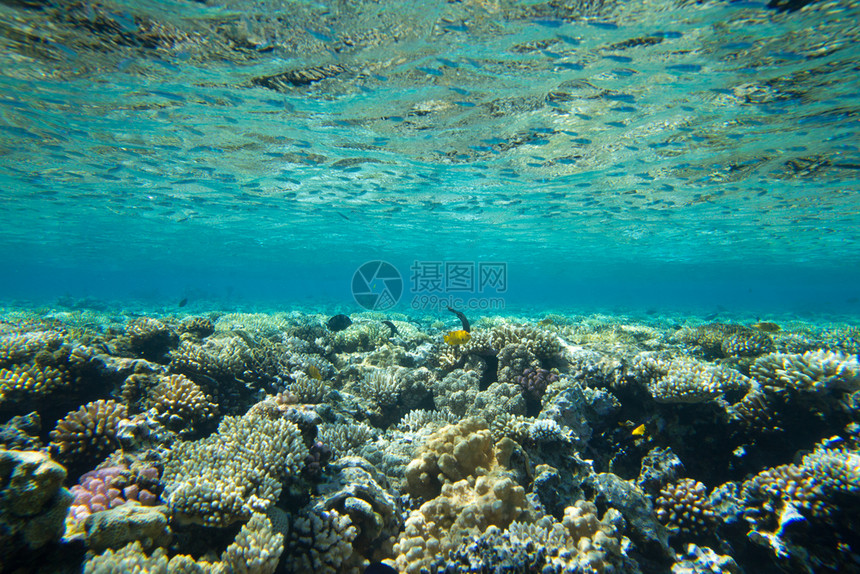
(69, 465, 158, 521)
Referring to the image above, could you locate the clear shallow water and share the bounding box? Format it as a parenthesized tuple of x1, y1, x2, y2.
(0, 0, 859, 313)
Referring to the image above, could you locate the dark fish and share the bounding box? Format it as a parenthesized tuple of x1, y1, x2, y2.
(327, 314, 352, 331)
(446, 306, 470, 333)
(178, 297, 188, 308)
(382, 320, 399, 336)
(364, 563, 397, 574)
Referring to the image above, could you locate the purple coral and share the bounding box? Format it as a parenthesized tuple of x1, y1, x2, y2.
(69, 464, 159, 521)
(516, 367, 559, 403)
(302, 440, 332, 479)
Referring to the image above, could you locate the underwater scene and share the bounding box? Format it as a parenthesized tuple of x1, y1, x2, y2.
(1, 0, 860, 572)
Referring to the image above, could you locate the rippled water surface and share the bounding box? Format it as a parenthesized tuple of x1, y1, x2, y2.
(0, 0, 858, 309)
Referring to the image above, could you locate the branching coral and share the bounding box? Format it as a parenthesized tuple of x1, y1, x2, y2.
(162, 411, 308, 526)
(49, 399, 128, 466)
(751, 350, 860, 395)
(654, 478, 716, 538)
(282, 509, 362, 574)
(634, 354, 750, 403)
(146, 374, 218, 436)
(222, 512, 283, 574)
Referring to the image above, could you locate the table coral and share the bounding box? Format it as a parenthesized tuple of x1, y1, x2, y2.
(162, 411, 308, 526)
(179, 316, 215, 339)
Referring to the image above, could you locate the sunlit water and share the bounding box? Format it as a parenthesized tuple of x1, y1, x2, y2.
(1, 0, 858, 315)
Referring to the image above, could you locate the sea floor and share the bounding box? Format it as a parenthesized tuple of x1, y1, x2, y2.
(1, 301, 858, 573)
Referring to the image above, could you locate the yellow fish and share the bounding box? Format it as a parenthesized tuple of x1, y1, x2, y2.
(631, 423, 646, 437)
(444, 329, 471, 346)
(307, 365, 322, 380)
(751, 322, 780, 333)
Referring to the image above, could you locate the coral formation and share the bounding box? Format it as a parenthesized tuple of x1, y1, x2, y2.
(0, 449, 72, 550)
(751, 349, 860, 395)
(282, 509, 361, 573)
(49, 399, 128, 466)
(84, 503, 172, 552)
(146, 373, 218, 436)
(69, 464, 159, 522)
(221, 512, 283, 574)
(0, 307, 857, 574)
(634, 354, 750, 403)
(654, 478, 716, 538)
(162, 410, 308, 526)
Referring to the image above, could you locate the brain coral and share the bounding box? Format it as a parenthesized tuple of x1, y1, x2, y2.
(162, 410, 308, 526)
(49, 399, 128, 466)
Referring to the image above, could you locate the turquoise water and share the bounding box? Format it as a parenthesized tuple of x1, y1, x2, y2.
(1, 0, 859, 313)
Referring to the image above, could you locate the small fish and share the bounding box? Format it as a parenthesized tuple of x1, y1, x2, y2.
(327, 314, 352, 331)
(382, 320, 399, 336)
(631, 423, 646, 436)
(446, 306, 470, 333)
(364, 563, 397, 574)
(538, 317, 554, 326)
(751, 321, 780, 333)
(307, 365, 322, 380)
(178, 297, 188, 308)
(444, 329, 471, 346)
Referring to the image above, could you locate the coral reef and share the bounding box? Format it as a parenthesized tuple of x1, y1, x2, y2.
(0, 307, 857, 574)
